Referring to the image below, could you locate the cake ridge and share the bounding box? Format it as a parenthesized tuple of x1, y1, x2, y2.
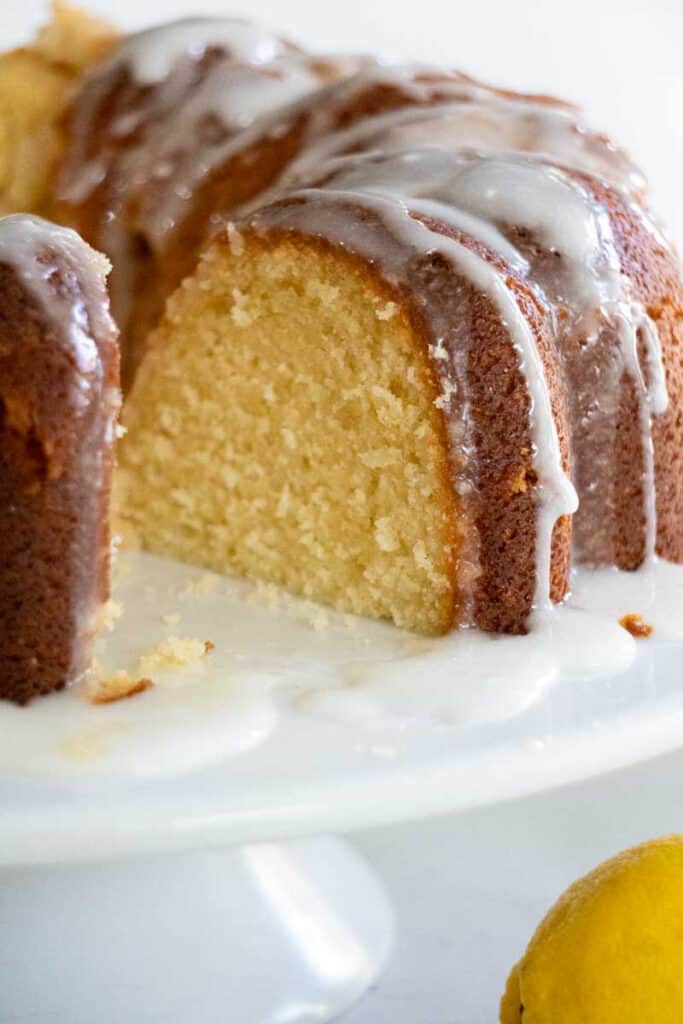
(0, 212, 120, 703)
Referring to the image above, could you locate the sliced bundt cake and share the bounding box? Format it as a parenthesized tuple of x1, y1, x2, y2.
(1, 10, 682, 702)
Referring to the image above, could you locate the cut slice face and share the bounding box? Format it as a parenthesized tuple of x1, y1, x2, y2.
(118, 230, 463, 635)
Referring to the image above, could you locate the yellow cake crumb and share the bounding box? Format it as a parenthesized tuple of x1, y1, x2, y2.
(375, 301, 397, 320)
(230, 287, 253, 327)
(434, 379, 458, 410)
(94, 599, 123, 632)
(119, 236, 460, 634)
(87, 667, 154, 705)
(375, 516, 399, 552)
(429, 340, 448, 361)
(226, 221, 245, 256)
(137, 636, 209, 676)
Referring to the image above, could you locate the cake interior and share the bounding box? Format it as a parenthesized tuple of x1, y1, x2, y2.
(119, 235, 462, 635)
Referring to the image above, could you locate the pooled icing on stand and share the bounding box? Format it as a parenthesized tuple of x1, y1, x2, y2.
(4, 550, 683, 779)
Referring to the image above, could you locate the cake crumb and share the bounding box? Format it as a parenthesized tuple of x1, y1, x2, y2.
(359, 447, 401, 469)
(204, 640, 215, 653)
(375, 516, 399, 552)
(295, 602, 330, 631)
(375, 301, 397, 321)
(138, 636, 209, 676)
(91, 674, 154, 705)
(434, 379, 457, 410)
(306, 280, 340, 305)
(619, 613, 653, 638)
(115, 422, 127, 439)
(95, 599, 123, 633)
(226, 221, 245, 255)
(510, 467, 529, 494)
(230, 287, 253, 327)
(276, 483, 290, 519)
(281, 427, 297, 450)
(428, 339, 448, 361)
(87, 668, 154, 705)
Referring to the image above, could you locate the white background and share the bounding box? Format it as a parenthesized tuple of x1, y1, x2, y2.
(7, 1, 683, 1020)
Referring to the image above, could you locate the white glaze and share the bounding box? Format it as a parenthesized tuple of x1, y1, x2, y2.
(282, 81, 645, 196)
(138, 57, 322, 246)
(111, 17, 288, 84)
(0, 214, 114, 367)
(2, 552, 682, 780)
(59, 21, 326, 256)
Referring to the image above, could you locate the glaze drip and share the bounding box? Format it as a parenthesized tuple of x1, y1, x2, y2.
(242, 84, 674, 600)
(105, 17, 290, 84)
(0, 214, 115, 380)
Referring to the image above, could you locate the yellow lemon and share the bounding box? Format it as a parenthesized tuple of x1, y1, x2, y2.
(500, 834, 683, 1023)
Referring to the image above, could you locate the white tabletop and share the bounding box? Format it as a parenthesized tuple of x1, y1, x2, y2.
(346, 746, 683, 1022)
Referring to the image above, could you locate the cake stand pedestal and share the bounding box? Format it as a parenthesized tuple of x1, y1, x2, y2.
(0, 836, 393, 1024)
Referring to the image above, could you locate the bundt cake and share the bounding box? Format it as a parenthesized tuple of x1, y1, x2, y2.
(1, 7, 682, 702)
(0, 214, 119, 703)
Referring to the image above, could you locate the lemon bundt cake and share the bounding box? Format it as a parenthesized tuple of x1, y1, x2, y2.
(0, 214, 119, 703)
(1, 9, 683, 701)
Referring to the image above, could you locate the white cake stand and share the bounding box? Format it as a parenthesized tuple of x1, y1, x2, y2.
(2, 553, 682, 1023)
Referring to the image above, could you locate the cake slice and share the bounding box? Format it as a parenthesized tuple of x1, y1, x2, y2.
(117, 223, 572, 636)
(0, 215, 119, 703)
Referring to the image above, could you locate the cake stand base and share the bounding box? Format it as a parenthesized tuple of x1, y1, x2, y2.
(0, 836, 394, 1023)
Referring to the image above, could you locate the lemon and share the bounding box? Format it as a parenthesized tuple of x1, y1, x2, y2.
(500, 834, 683, 1023)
